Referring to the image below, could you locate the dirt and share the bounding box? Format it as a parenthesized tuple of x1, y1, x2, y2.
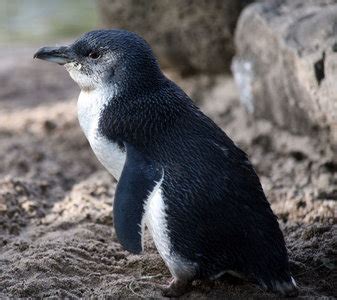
(0, 48, 336, 298)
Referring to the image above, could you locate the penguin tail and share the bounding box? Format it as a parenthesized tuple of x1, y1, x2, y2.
(259, 276, 299, 297)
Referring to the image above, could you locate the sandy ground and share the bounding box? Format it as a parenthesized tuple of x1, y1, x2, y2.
(0, 47, 336, 298)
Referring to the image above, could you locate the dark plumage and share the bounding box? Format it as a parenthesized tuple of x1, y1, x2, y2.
(34, 29, 298, 297)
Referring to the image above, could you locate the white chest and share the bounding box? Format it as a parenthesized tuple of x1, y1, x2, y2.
(77, 89, 126, 180)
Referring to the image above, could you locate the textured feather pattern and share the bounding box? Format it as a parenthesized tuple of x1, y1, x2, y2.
(99, 79, 293, 289)
(68, 29, 297, 295)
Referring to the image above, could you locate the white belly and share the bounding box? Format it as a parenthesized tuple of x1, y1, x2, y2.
(77, 89, 126, 180)
(143, 177, 197, 279)
(143, 178, 171, 261)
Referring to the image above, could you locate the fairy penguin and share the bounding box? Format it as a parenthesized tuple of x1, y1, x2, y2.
(34, 29, 298, 297)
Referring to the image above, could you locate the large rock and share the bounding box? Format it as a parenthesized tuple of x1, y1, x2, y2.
(97, 0, 253, 75)
(232, 0, 337, 143)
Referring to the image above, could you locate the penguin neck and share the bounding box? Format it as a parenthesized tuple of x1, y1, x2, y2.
(77, 83, 118, 138)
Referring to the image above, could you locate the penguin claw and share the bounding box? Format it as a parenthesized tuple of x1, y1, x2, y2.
(161, 278, 191, 298)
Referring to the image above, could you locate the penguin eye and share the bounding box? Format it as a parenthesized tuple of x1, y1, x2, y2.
(88, 51, 100, 59)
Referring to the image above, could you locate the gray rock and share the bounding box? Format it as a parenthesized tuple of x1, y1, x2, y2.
(232, 0, 337, 144)
(97, 0, 253, 75)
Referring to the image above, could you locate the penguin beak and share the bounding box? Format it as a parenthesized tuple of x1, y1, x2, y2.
(33, 46, 74, 65)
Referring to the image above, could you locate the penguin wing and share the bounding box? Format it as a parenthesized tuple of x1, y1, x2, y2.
(113, 143, 162, 254)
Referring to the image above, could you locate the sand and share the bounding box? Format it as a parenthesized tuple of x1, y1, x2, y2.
(0, 48, 336, 298)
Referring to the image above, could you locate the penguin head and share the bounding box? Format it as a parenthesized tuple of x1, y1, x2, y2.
(34, 29, 163, 92)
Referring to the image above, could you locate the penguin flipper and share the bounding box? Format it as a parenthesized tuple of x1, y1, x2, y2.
(113, 143, 162, 254)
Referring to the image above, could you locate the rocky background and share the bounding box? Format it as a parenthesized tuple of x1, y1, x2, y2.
(0, 0, 336, 298)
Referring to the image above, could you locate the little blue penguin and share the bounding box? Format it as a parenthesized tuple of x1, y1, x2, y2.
(34, 29, 298, 297)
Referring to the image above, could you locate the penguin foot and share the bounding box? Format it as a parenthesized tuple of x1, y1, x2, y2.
(161, 278, 191, 298)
